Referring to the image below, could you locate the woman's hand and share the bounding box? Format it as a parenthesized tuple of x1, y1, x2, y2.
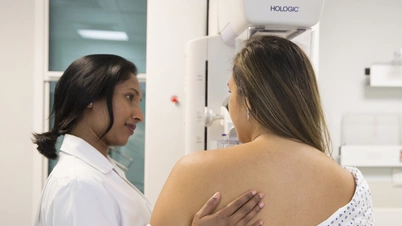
(191, 190, 265, 226)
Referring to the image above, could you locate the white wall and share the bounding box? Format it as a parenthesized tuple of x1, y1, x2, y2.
(319, 0, 402, 224)
(0, 0, 36, 225)
(319, 0, 402, 157)
(144, 0, 206, 205)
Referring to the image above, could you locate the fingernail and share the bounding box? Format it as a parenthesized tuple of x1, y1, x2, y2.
(259, 193, 264, 198)
(213, 192, 220, 200)
(259, 220, 264, 225)
(259, 202, 265, 208)
(252, 190, 257, 195)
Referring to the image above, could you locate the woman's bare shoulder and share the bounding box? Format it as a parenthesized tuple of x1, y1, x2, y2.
(150, 148, 239, 225)
(177, 146, 244, 170)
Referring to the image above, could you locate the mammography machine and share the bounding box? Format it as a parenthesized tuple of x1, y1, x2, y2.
(184, 0, 325, 154)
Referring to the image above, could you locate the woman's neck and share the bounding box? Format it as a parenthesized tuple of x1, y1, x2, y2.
(70, 124, 109, 157)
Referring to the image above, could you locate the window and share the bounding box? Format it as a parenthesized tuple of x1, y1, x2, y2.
(49, 0, 146, 72)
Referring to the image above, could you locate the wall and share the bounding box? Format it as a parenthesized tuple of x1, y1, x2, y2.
(144, 0, 206, 205)
(0, 0, 36, 225)
(318, 0, 402, 224)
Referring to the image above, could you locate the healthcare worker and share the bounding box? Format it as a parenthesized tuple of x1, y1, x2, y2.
(32, 54, 265, 226)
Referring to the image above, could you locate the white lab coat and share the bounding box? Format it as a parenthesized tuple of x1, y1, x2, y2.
(34, 134, 153, 226)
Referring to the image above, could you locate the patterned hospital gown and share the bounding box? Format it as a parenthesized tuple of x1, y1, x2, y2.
(318, 167, 375, 226)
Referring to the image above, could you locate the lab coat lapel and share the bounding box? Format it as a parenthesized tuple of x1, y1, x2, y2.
(108, 158, 153, 211)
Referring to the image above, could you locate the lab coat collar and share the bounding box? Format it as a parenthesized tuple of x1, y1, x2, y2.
(60, 134, 117, 174)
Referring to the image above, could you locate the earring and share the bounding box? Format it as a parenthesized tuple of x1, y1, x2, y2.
(89, 103, 93, 106)
(247, 108, 250, 120)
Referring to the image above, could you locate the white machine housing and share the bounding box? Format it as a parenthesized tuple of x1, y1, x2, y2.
(184, 0, 325, 154)
(218, 0, 325, 46)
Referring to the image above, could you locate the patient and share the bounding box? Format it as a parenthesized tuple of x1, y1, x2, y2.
(150, 35, 375, 226)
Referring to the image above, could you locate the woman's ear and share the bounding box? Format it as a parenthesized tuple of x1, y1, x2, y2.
(245, 97, 251, 111)
(244, 97, 252, 120)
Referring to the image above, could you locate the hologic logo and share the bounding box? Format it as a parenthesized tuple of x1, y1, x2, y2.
(270, 6, 300, 12)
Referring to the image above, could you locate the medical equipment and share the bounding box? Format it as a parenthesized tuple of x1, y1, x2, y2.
(365, 49, 402, 87)
(184, 0, 325, 154)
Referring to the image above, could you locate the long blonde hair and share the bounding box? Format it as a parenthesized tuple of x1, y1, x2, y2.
(233, 35, 332, 155)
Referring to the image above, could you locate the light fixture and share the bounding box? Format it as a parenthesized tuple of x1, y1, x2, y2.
(77, 29, 129, 41)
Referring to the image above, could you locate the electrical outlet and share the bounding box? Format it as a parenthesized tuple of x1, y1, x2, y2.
(392, 169, 402, 187)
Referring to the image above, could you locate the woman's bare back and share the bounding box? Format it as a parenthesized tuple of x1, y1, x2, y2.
(150, 135, 355, 226)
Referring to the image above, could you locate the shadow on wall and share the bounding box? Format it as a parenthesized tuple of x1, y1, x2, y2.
(363, 78, 402, 99)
